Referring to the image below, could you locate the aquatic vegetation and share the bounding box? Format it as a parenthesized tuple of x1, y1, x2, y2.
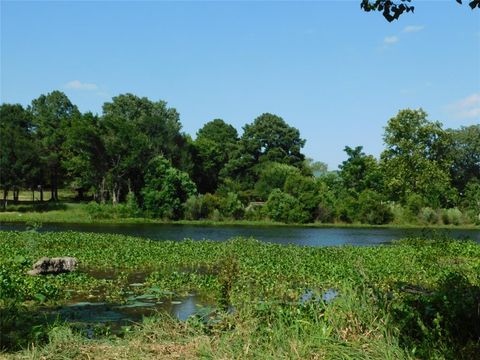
(0, 231, 479, 358)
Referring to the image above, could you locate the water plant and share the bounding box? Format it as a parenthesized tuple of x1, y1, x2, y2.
(0, 231, 479, 358)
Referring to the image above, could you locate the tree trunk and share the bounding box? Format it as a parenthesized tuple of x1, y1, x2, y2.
(112, 183, 119, 205)
(77, 188, 84, 201)
(13, 187, 19, 203)
(39, 186, 44, 202)
(32, 189, 35, 202)
(100, 178, 106, 204)
(2, 189, 7, 209)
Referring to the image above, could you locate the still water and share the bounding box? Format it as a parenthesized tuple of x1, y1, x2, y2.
(1, 222, 479, 246)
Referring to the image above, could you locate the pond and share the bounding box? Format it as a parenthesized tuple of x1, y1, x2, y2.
(1, 222, 479, 246)
(40, 293, 213, 337)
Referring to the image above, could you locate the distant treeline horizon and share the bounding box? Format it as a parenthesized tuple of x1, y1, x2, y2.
(1, 91, 479, 225)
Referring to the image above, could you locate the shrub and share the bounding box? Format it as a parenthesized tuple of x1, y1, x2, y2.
(419, 207, 439, 225)
(441, 208, 463, 225)
(85, 202, 116, 219)
(254, 162, 300, 200)
(123, 192, 142, 217)
(265, 189, 309, 223)
(142, 156, 197, 219)
(219, 192, 244, 220)
(405, 193, 424, 217)
(356, 190, 393, 225)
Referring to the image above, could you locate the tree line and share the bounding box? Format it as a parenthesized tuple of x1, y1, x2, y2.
(1, 91, 479, 224)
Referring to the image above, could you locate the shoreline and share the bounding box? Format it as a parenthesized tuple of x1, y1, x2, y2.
(1, 215, 479, 231)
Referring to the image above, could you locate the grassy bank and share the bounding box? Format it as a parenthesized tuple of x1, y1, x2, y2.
(1, 231, 480, 359)
(1, 202, 479, 230)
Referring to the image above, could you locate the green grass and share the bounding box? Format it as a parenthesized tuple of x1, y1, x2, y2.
(1, 202, 478, 230)
(1, 231, 479, 358)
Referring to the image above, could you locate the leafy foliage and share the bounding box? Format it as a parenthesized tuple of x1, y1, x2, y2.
(1, 231, 479, 357)
(141, 156, 197, 220)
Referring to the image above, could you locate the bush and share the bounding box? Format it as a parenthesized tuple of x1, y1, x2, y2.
(123, 192, 142, 217)
(419, 207, 439, 225)
(356, 190, 393, 225)
(405, 193, 424, 217)
(254, 162, 300, 200)
(85, 202, 116, 219)
(441, 208, 463, 225)
(219, 192, 244, 220)
(336, 194, 358, 223)
(142, 156, 197, 219)
(265, 189, 309, 223)
(244, 204, 265, 221)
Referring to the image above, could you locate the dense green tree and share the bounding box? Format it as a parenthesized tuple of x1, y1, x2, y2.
(254, 162, 301, 200)
(462, 181, 480, 220)
(219, 192, 245, 220)
(339, 146, 383, 195)
(30, 91, 80, 201)
(62, 112, 107, 200)
(380, 109, 453, 207)
(142, 156, 197, 219)
(223, 113, 305, 188)
(265, 189, 309, 223)
(284, 173, 323, 221)
(356, 189, 393, 225)
(448, 125, 480, 194)
(193, 119, 238, 193)
(0, 104, 39, 202)
(100, 94, 189, 204)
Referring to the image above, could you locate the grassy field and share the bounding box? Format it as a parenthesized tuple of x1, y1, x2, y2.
(1, 231, 479, 359)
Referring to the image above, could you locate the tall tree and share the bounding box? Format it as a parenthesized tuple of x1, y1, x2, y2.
(142, 156, 197, 219)
(448, 125, 480, 194)
(0, 104, 39, 203)
(62, 112, 107, 200)
(100, 94, 189, 204)
(30, 91, 80, 201)
(193, 119, 239, 193)
(381, 109, 453, 207)
(338, 146, 383, 195)
(223, 113, 306, 188)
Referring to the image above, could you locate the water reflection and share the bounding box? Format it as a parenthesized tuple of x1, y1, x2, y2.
(43, 293, 210, 334)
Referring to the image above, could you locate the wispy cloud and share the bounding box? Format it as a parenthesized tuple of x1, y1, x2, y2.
(448, 93, 480, 119)
(383, 36, 399, 45)
(65, 80, 98, 91)
(403, 25, 424, 33)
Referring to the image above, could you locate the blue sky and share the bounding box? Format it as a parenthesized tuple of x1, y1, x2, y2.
(1, 1, 479, 169)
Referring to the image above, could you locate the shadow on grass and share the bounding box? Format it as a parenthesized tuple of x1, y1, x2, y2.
(389, 272, 480, 359)
(1, 202, 68, 213)
(0, 302, 53, 352)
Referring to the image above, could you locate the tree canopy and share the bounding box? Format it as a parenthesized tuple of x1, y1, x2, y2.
(361, 0, 479, 22)
(1, 91, 479, 225)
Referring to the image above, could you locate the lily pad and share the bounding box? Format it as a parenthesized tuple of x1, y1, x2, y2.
(116, 301, 156, 309)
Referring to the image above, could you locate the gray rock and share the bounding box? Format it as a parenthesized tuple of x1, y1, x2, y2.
(27, 256, 78, 276)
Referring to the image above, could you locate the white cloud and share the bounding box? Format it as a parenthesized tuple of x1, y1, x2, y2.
(403, 25, 424, 33)
(448, 93, 480, 119)
(458, 93, 480, 108)
(65, 80, 98, 91)
(383, 36, 399, 44)
(458, 108, 480, 119)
